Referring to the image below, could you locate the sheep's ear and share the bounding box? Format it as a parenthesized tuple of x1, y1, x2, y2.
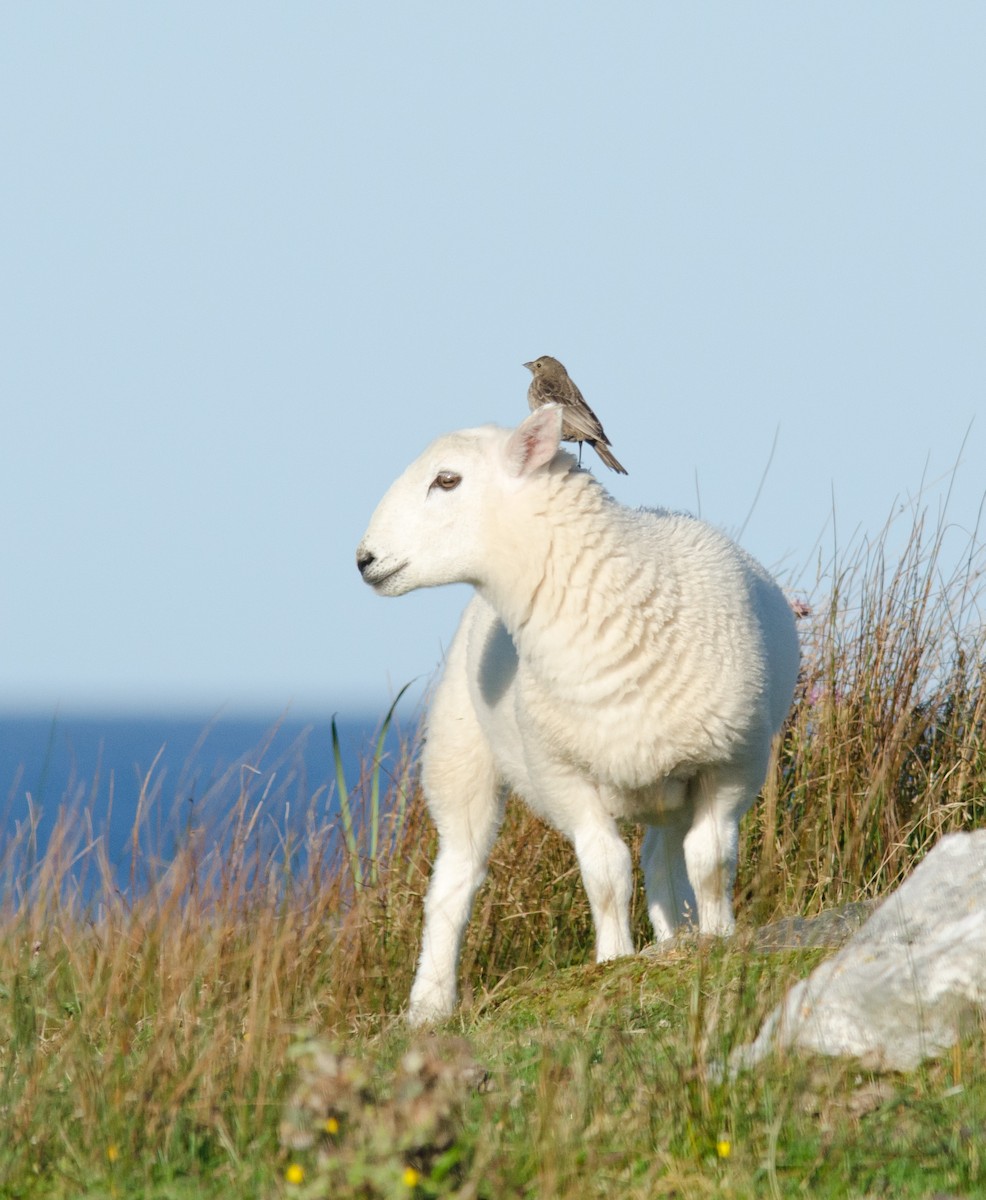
(504, 405, 562, 477)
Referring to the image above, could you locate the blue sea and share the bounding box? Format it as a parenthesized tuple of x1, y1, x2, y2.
(0, 709, 418, 898)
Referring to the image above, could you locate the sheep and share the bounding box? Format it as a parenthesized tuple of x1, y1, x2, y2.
(356, 405, 800, 1025)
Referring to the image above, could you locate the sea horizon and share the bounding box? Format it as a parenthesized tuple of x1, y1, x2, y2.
(0, 705, 422, 896)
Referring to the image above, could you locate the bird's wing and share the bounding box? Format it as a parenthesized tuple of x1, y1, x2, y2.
(536, 375, 569, 406)
(562, 393, 607, 441)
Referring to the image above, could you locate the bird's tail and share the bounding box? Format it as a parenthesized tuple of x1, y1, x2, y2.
(591, 440, 628, 475)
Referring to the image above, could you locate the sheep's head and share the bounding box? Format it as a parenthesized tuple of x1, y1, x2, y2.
(356, 405, 564, 596)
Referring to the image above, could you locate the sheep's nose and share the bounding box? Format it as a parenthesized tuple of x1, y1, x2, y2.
(356, 549, 375, 578)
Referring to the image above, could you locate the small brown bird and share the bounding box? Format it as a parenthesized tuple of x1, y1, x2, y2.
(523, 355, 628, 474)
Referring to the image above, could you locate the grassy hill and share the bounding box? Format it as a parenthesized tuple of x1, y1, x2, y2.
(2, 505, 984, 1198)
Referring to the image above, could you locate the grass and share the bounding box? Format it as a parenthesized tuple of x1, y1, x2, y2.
(1, 497, 985, 1198)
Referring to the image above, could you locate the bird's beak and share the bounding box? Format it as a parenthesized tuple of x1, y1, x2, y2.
(523, 361, 535, 372)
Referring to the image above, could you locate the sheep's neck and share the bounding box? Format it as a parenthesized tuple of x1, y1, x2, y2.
(479, 478, 645, 696)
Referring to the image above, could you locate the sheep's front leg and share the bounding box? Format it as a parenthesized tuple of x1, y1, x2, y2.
(534, 762, 635, 962)
(573, 817, 635, 962)
(408, 726, 504, 1025)
(408, 818, 501, 1024)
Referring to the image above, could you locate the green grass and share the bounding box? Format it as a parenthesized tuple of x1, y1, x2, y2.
(1, 498, 984, 1198)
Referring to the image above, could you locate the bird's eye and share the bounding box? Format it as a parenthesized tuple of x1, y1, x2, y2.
(429, 470, 461, 493)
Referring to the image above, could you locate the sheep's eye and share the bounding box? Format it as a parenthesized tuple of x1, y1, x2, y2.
(430, 470, 461, 493)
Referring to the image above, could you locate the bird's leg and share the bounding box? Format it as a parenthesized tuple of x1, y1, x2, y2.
(578, 443, 584, 467)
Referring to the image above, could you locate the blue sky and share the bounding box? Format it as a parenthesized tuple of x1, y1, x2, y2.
(2, 4, 984, 719)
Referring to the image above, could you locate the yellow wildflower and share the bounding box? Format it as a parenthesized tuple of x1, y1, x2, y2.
(285, 1162, 305, 1185)
(402, 1165, 422, 1188)
(323, 1116, 340, 1135)
(716, 1136, 732, 1159)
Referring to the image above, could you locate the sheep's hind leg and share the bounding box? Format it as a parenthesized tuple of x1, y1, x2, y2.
(409, 728, 504, 1026)
(641, 809, 696, 943)
(682, 769, 751, 938)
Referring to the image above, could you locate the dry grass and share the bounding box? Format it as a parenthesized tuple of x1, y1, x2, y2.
(741, 499, 986, 921)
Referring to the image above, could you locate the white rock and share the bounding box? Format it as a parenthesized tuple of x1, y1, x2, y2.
(733, 830, 986, 1072)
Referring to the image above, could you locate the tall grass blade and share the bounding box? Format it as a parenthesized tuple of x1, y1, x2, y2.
(333, 682, 413, 890)
(368, 681, 413, 886)
(331, 715, 363, 890)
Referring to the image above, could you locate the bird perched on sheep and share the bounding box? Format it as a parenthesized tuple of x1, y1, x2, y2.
(524, 355, 628, 474)
(357, 405, 799, 1025)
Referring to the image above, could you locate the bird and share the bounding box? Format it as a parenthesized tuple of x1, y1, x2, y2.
(523, 355, 628, 474)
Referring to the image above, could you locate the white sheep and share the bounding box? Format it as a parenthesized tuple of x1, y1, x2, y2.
(357, 405, 800, 1025)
